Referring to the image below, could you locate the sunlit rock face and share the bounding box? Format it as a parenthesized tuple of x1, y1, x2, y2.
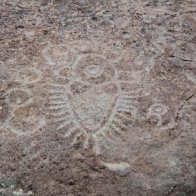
(0, 0, 195, 195)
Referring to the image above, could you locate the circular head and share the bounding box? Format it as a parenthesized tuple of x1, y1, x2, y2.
(73, 54, 115, 84)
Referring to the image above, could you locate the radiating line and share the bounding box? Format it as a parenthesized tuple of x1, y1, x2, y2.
(116, 106, 133, 113)
(113, 120, 129, 131)
(49, 97, 65, 102)
(48, 102, 67, 107)
(49, 92, 65, 96)
(52, 116, 71, 123)
(64, 127, 77, 138)
(48, 105, 68, 110)
(99, 131, 115, 144)
(49, 85, 65, 89)
(109, 124, 125, 141)
(57, 120, 73, 130)
(121, 93, 141, 99)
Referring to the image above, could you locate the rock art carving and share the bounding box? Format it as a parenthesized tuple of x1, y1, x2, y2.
(43, 40, 182, 172)
(44, 40, 151, 171)
(6, 88, 33, 107)
(147, 103, 175, 131)
(0, 1, 195, 194)
(2, 68, 45, 136)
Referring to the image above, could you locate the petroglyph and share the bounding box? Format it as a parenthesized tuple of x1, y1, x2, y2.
(40, 37, 186, 171)
(44, 39, 154, 171)
(147, 103, 175, 130)
(6, 88, 33, 107)
(46, 48, 139, 138)
(1, 68, 45, 136)
(9, 104, 45, 135)
(100, 161, 130, 173)
(148, 103, 168, 117)
(1, 1, 195, 194)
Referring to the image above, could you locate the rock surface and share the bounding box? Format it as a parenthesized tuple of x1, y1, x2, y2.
(0, 0, 196, 195)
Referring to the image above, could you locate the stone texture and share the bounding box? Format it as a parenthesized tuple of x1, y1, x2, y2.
(0, 0, 196, 195)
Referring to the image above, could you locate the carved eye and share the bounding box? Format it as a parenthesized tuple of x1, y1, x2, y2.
(84, 65, 103, 78)
(74, 54, 115, 84)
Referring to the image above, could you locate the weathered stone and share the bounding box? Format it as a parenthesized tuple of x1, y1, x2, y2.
(0, 0, 195, 195)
